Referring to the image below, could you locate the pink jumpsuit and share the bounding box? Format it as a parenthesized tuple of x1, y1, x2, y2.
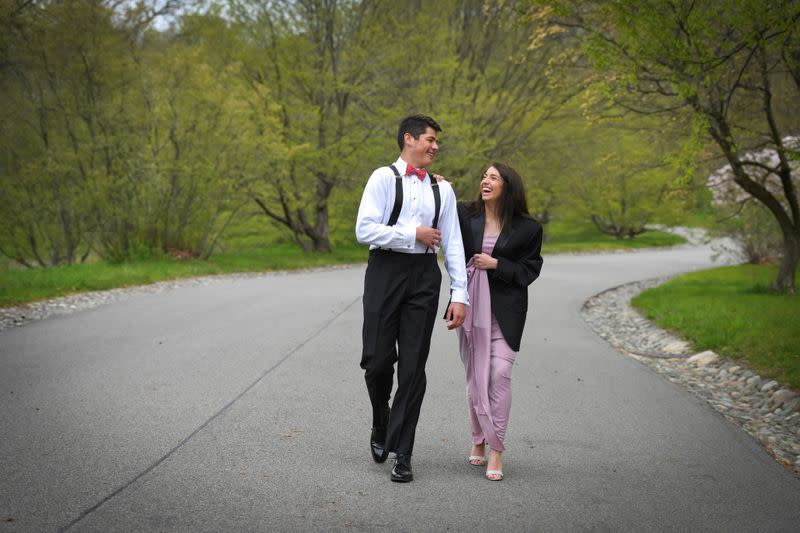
(457, 234, 517, 452)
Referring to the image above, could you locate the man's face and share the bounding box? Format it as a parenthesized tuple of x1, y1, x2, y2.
(405, 127, 439, 167)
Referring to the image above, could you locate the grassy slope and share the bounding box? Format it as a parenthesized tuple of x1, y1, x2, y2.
(0, 243, 369, 307)
(632, 265, 800, 389)
(542, 220, 685, 253)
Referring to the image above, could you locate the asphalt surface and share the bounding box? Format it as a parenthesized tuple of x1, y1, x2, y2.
(1, 244, 799, 532)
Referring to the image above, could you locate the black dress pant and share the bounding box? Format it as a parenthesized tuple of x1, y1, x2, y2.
(361, 249, 441, 455)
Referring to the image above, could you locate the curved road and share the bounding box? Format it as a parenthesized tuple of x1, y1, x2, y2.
(1, 243, 799, 532)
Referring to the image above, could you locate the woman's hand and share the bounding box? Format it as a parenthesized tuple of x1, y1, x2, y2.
(433, 173, 446, 182)
(472, 253, 498, 270)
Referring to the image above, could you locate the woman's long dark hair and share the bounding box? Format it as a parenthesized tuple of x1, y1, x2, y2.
(465, 162, 531, 231)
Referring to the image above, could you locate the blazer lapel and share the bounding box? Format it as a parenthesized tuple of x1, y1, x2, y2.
(470, 212, 485, 255)
(493, 219, 515, 256)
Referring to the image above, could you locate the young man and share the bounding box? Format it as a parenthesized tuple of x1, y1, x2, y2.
(355, 114, 468, 482)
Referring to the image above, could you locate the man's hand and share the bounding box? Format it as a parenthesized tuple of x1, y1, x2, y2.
(473, 253, 498, 270)
(416, 226, 442, 248)
(444, 302, 466, 330)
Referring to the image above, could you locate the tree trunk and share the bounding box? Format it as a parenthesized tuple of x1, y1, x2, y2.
(706, 116, 799, 293)
(311, 233, 331, 252)
(773, 229, 799, 293)
(311, 187, 332, 253)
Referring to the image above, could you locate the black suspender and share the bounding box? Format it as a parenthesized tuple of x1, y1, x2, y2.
(387, 165, 404, 227)
(386, 164, 441, 230)
(431, 181, 441, 230)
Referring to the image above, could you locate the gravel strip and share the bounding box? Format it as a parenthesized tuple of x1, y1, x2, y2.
(582, 278, 800, 478)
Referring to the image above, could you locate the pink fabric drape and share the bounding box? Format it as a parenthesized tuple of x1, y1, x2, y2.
(458, 257, 505, 451)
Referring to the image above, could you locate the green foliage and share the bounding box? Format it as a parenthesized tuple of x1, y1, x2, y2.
(632, 265, 800, 389)
(0, 1, 281, 265)
(226, 0, 580, 251)
(0, 0, 119, 265)
(563, 119, 692, 237)
(411, 1, 584, 209)
(0, 0, 727, 270)
(130, 22, 274, 260)
(536, 0, 800, 290)
(228, 0, 395, 252)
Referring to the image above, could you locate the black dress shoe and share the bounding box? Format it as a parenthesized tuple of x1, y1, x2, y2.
(391, 454, 413, 482)
(370, 427, 389, 463)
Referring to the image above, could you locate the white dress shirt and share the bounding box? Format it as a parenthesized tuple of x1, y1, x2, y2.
(356, 156, 469, 305)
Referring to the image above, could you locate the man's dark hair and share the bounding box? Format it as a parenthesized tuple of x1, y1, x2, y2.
(397, 114, 441, 150)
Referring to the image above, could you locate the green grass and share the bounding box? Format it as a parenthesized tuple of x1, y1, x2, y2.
(632, 265, 800, 389)
(542, 220, 686, 254)
(0, 243, 367, 307)
(0, 219, 685, 308)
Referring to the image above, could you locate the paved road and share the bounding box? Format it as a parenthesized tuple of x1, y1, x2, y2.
(2, 244, 799, 532)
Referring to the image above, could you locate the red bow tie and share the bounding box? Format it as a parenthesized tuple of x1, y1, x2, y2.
(405, 165, 427, 181)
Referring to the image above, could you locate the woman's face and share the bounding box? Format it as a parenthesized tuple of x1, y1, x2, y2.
(480, 166, 504, 203)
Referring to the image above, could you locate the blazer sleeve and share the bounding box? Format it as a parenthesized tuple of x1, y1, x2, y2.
(491, 219, 544, 288)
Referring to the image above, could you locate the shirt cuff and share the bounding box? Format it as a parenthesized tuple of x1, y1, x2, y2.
(397, 224, 416, 249)
(450, 289, 469, 305)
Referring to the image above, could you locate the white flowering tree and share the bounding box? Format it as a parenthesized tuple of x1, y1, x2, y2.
(707, 137, 800, 263)
(708, 137, 800, 206)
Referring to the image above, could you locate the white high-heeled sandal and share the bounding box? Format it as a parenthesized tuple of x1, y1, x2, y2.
(467, 455, 486, 466)
(486, 469, 504, 481)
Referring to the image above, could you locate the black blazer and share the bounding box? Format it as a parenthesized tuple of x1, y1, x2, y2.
(457, 202, 544, 351)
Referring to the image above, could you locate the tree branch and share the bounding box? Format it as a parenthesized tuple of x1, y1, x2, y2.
(758, 45, 800, 225)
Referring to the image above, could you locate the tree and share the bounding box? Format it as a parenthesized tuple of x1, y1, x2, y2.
(581, 163, 678, 240)
(537, 0, 800, 292)
(228, 0, 581, 250)
(0, 0, 129, 265)
(130, 13, 272, 259)
(394, 0, 584, 211)
(229, 0, 391, 252)
(0, 1, 268, 264)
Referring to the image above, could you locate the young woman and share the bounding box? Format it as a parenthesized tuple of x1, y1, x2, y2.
(454, 163, 543, 481)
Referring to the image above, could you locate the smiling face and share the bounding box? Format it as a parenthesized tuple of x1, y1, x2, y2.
(480, 166, 505, 203)
(403, 127, 439, 168)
